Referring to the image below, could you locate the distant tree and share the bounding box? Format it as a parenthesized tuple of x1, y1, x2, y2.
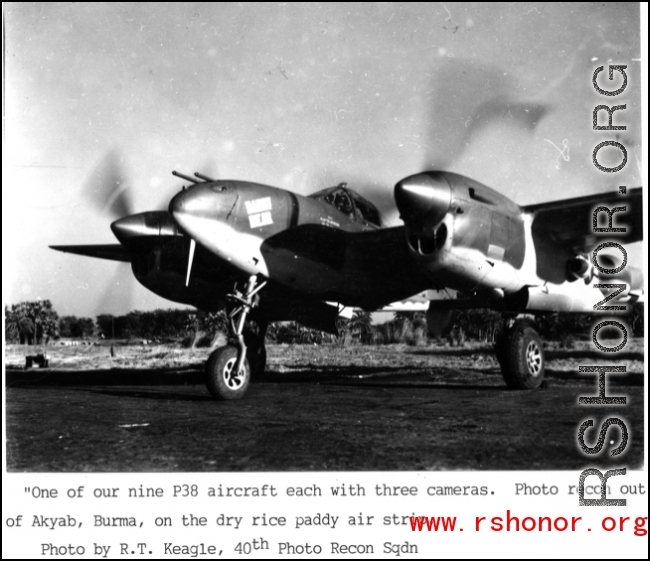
(60, 316, 95, 338)
(29, 300, 60, 344)
(124, 311, 146, 339)
(59, 316, 74, 338)
(388, 312, 415, 342)
(5, 300, 60, 345)
(96, 309, 211, 341)
(199, 310, 229, 346)
(77, 317, 95, 338)
(154, 309, 193, 339)
(538, 312, 592, 341)
(341, 311, 372, 344)
(96, 314, 118, 338)
(268, 321, 331, 344)
(630, 302, 644, 337)
(456, 309, 504, 343)
(183, 312, 201, 347)
(5, 303, 34, 344)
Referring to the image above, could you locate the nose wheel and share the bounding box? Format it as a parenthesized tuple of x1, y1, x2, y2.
(205, 346, 250, 399)
(205, 275, 266, 400)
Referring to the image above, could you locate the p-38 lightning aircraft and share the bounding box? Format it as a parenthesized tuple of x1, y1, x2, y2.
(52, 166, 643, 400)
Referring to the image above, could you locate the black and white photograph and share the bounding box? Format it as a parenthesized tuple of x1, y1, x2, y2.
(3, 2, 645, 472)
(3, 4, 647, 557)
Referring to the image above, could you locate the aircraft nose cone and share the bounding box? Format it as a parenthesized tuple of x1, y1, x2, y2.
(169, 184, 222, 217)
(169, 183, 238, 236)
(394, 172, 452, 226)
(169, 187, 208, 234)
(169, 189, 189, 216)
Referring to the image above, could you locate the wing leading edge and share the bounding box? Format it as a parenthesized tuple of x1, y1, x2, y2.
(524, 187, 643, 252)
(50, 244, 131, 262)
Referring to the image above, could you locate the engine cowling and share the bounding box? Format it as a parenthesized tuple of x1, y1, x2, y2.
(395, 172, 526, 295)
(394, 172, 452, 243)
(110, 211, 193, 294)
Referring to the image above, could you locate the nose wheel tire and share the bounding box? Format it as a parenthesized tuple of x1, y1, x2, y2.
(205, 345, 251, 400)
(497, 323, 545, 389)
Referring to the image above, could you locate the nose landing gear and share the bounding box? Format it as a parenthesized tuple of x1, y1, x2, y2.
(205, 275, 267, 400)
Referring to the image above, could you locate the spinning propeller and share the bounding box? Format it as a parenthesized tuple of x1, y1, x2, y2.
(83, 150, 219, 302)
(336, 59, 551, 226)
(83, 149, 134, 220)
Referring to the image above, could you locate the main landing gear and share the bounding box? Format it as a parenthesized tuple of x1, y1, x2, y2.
(494, 317, 545, 389)
(205, 275, 267, 400)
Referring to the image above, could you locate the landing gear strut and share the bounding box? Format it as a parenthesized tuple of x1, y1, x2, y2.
(243, 321, 268, 380)
(495, 317, 545, 389)
(205, 275, 267, 400)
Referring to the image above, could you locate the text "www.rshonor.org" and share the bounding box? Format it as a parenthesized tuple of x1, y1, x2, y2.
(410, 514, 647, 535)
(577, 64, 634, 506)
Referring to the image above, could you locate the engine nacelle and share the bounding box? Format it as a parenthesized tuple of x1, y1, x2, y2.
(109, 211, 204, 303)
(395, 172, 526, 294)
(109, 211, 187, 282)
(395, 172, 452, 237)
(111, 211, 181, 246)
(132, 248, 161, 279)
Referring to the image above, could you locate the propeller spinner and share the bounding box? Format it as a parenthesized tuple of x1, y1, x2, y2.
(394, 172, 452, 227)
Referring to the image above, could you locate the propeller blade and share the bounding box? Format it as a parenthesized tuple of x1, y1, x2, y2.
(185, 238, 196, 287)
(83, 149, 133, 219)
(422, 59, 551, 170)
(96, 262, 134, 317)
(316, 61, 552, 227)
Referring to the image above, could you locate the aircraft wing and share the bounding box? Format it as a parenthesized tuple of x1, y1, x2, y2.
(524, 187, 643, 252)
(49, 244, 132, 262)
(376, 300, 430, 312)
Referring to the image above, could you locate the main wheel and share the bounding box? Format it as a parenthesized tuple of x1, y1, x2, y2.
(205, 345, 251, 400)
(499, 324, 545, 389)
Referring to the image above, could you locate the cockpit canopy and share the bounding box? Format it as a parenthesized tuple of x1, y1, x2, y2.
(308, 183, 382, 227)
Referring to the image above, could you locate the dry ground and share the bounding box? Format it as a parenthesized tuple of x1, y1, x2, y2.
(4, 340, 645, 471)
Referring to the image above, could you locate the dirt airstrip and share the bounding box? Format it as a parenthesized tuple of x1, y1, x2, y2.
(4, 341, 644, 471)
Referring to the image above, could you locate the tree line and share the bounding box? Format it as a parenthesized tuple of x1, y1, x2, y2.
(4, 302, 231, 346)
(5, 299, 644, 346)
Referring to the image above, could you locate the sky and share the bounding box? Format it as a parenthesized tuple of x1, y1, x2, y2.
(2, 2, 644, 318)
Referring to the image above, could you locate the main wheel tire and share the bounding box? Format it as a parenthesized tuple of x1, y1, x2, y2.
(205, 345, 251, 400)
(500, 325, 545, 389)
